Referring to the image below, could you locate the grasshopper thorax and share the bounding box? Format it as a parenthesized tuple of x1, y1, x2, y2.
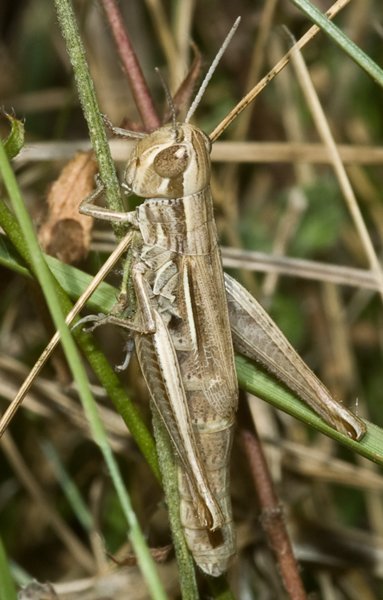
(124, 122, 212, 200)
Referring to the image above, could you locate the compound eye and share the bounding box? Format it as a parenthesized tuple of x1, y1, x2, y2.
(153, 145, 189, 178)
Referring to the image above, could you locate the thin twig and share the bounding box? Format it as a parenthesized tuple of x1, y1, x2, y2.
(220, 247, 378, 290)
(99, 0, 160, 131)
(0, 354, 131, 453)
(238, 399, 307, 600)
(0, 231, 133, 438)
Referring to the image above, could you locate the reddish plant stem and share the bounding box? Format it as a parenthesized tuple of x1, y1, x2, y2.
(99, 0, 160, 131)
(238, 398, 307, 600)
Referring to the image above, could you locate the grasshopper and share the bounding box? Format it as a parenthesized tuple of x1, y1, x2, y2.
(78, 21, 366, 577)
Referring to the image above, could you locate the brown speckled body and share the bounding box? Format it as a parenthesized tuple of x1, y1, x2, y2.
(124, 124, 238, 575)
(132, 188, 237, 575)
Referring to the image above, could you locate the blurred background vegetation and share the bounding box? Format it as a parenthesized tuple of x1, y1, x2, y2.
(1, 0, 383, 598)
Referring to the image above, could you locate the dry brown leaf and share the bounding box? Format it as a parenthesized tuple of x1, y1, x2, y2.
(39, 151, 97, 263)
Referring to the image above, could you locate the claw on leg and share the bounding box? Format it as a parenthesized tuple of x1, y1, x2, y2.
(116, 338, 135, 372)
(71, 313, 109, 333)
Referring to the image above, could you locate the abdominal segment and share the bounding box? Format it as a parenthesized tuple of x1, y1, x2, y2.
(177, 387, 236, 576)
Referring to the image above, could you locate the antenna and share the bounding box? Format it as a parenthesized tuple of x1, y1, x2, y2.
(185, 16, 241, 124)
(155, 67, 177, 135)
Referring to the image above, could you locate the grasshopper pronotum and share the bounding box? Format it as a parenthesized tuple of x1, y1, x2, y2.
(78, 20, 366, 576)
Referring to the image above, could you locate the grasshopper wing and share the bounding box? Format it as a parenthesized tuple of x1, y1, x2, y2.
(225, 273, 366, 440)
(135, 312, 224, 531)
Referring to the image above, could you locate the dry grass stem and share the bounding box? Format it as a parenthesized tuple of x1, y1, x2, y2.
(14, 139, 383, 165)
(220, 247, 378, 289)
(99, 0, 160, 130)
(0, 231, 133, 437)
(173, 0, 195, 84)
(209, 0, 351, 141)
(142, 0, 179, 91)
(0, 354, 130, 453)
(290, 48, 383, 304)
(239, 401, 308, 600)
(0, 430, 95, 573)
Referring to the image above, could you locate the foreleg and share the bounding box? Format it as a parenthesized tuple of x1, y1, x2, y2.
(78, 174, 138, 225)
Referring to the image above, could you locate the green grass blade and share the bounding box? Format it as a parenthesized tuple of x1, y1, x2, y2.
(0, 232, 116, 311)
(0, 202, 160, 482)
(53, 0, 126, 240)
(50, 0, 165, 485)
(289, 0, 383, 88)
(50, 0, 197, 590)
(7, 562, 31, 588)
(152, 406, 199, 600)
(0, 138, 168, 600)
(208, 575, 237, 600)
(236, 354, 383, 465)
(0, 535, 18, 600)
(2, 112, 25, 160)
(0, 233, 30, 276)
(41, 441, 94, 533)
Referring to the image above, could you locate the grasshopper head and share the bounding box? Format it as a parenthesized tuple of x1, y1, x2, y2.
(124, 123, 212, 199)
